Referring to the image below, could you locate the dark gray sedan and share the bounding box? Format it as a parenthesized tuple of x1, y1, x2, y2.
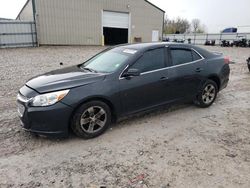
(17, 43, 230, 139)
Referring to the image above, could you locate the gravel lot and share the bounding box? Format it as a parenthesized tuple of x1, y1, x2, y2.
(0, 45, 249, 188)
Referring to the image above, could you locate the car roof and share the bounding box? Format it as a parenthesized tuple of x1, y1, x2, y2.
(115, 42, 213, 58)
(117, 42, 195, 51)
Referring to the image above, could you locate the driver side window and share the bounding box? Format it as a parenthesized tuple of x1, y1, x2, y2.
(131, 48, 165, 73)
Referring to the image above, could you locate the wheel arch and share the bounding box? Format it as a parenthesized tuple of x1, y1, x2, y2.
(70, 96, 117, 127)
(207, 75, 221, 90)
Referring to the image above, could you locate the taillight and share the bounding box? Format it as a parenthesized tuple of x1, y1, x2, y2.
(224, 57, 230, 64)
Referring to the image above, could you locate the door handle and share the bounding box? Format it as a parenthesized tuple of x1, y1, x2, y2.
(160, 76, 169, 81)
(195, 68, 203, 72)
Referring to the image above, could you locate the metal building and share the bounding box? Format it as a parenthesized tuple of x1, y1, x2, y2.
(16, 0, 165, 46)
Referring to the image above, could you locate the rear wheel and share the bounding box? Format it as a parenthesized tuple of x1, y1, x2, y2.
(194, 80, 218, 108)
(71, 101, 111, 139)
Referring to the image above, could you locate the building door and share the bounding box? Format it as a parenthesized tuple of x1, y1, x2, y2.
(102, 11, 129, 45)
(152, 30, 159, 42)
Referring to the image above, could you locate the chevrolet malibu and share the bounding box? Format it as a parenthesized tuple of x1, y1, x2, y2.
(17, 43, 230, 139)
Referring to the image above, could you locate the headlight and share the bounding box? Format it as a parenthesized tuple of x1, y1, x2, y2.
(31, 90, 70, 107)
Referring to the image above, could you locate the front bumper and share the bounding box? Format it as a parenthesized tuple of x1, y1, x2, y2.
(17, 94, 73, 138)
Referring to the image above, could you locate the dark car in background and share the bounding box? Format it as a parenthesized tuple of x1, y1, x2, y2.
(17, 43, 230, 139)
(247, 57, 250, 71)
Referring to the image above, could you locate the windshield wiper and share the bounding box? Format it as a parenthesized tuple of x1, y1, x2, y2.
(81, 67, 98, 73)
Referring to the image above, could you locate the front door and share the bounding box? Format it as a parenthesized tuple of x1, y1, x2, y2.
(119, 48, 169, 115)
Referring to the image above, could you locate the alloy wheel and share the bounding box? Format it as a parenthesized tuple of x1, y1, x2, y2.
(202, 84, 216, 104)
(80, 106, 107, 133)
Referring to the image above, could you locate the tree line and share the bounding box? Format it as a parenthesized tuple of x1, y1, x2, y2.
(164, 16, 207, 34)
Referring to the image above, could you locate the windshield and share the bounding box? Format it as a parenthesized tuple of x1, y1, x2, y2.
(81, 49, 133, 73)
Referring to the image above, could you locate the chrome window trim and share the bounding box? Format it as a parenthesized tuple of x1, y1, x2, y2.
(119, 48, 205, 79)
(192, 48, 204, 61)
(119, 65, 129, 80)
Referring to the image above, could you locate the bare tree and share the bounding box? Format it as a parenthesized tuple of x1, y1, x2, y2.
(164, 17, 206, 34)
(191, 19, 201, 33)
(163, 15, 170, 34)
(175, 17, 190, 34)
(191, 19, 206, 33)
(164, 16, 190, 34)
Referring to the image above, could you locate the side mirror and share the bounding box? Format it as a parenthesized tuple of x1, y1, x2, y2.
(123, 68, 141, 77)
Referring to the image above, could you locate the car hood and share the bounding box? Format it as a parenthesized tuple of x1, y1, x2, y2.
(26, 66, 106, 93)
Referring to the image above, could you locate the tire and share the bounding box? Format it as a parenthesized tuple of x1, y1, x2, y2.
(71, 101, 111, 139)
(194, 80, 218, 108)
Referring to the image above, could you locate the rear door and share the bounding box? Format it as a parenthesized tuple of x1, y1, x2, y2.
(119, 47, 169, 115)
(166, 47, 205, 100)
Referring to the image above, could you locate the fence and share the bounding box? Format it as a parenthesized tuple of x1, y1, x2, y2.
(0, 21, 37, 48)
(164, 33, 250, 45)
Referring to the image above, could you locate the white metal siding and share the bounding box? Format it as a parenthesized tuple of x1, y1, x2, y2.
(103, 11, 129, 29)
(17, 0, 34, 21)
(35, 0, 164, 45)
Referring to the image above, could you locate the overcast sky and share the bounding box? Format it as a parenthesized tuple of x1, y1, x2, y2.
(150, 0, 250, 32)
(0, 0, 250, 33)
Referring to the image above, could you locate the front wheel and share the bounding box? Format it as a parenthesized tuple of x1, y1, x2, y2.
(71, 101, 111, 139)
(194, 80, 218, 108)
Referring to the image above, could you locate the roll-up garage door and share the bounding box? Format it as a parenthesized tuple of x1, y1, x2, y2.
(103, 11, 129, 29)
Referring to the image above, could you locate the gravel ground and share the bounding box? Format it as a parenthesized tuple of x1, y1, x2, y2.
(0, 45, 249, 188)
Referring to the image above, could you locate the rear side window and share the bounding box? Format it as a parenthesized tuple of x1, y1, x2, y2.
(192, 50, 202, 61)
(131, 48, 165, 73)
(170, 49, 193, 66)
